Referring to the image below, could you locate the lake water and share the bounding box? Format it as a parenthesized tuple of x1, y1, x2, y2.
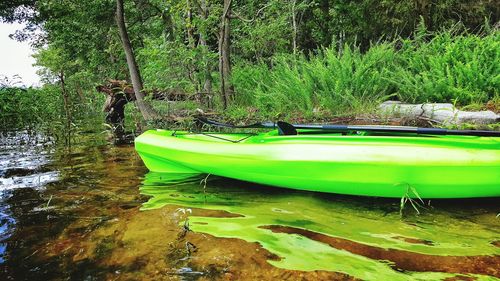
(1, 130, 499, 280)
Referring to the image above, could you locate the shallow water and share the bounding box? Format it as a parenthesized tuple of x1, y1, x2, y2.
(0, 130, 499, 280)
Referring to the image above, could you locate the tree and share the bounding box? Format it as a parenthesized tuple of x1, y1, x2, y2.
(3, 0, 498, 121)
(116, 0, 158, 120)
(198, 0, 212, 95)
(32, 46, 74, 142)
(218, 0, 233, 109)
(0, 0, 35, 22)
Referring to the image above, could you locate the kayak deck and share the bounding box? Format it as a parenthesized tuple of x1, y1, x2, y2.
(135, 129, 500, 198)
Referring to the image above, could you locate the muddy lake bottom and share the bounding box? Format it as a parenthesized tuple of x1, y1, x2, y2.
(0, 130, 499, 281)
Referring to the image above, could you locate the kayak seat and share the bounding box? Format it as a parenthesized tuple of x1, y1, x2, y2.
(277, 121, 298, 135)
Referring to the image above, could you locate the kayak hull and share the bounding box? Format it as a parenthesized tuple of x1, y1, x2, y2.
(135, 130, 500, 198)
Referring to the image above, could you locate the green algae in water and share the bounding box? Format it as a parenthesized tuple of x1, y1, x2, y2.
(140, 172, 500, 280)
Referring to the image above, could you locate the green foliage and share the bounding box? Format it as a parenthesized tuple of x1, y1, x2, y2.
(391, 29, 499, 105)
(1, 0, 498, 128)
(0, 0, 36, 23)
(299, 0, 498, 52)
(0, 84, 106, 131)
(232, 1, 297, 61)
(232, 43, 396, 118)
(0, 86, 62, 130)
(138, 38, 217, 93)
(232, 28, 499, 119)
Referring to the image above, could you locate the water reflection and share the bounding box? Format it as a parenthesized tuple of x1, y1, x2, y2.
(0, 130, 148, 280)
(0, 202, 14, 263)
(0, 130, 498, 280)
(140, 172, 500, 280)
(0, 131, 58, 265)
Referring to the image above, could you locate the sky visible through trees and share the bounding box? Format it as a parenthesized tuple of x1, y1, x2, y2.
(0, 22, 39, 86)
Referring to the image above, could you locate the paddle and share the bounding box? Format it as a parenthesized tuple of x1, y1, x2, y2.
(196, 117, 500, 137)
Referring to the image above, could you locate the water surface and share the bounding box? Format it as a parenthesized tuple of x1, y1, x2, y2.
(0, 130, 498, 280)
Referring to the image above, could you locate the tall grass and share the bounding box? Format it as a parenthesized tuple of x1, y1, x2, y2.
(0, 85, 105, 132)
(231, 28, 499, 119)
(0, 86, 63, 130)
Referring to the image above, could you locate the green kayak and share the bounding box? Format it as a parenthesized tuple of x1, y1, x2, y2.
(135, 129, 500, 198)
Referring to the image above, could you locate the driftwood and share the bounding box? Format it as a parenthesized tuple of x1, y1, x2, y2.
(97, 79, 188, 104)
(96, 79, 189, 125)
(380, 101, 500, 125)
(96, 79, 214, 133)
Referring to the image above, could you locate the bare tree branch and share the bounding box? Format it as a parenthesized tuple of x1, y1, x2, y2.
(228, 3, 272, 23)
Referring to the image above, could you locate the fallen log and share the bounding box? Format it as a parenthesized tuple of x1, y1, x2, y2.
(96, 79, 214, 131)
(380, 101, 500, 126)
(97, 79, 189, 103)
(96, 79, 190, 125)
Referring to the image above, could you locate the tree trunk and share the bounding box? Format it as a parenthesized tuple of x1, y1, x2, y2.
(218, 0, 233, 109)
(186, 0, 195, 48)
(199, 0, 212, 97)
(160, 6, 175, 41)
(291, 0, 297, 55)
(59, 70, 72, 145)
(59, 70, 71, 122)
(185, 0, 199, 92)
(116, 0, 157, 120)
(75, 83, 85, 101)
(318, 0, 330, 46)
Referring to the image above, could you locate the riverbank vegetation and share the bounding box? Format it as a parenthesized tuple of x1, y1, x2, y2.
(1, 0, 498, 132)
(231, 28, 500, 120)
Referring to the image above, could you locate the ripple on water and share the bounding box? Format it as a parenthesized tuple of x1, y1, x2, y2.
(0, 129, 498, 281)
(0, 131, 58, 266)
(0, 131, 57, 192)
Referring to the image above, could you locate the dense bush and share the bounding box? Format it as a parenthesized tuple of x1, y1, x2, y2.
(231, 29, 499, 118)
(392, 30, 499, 104)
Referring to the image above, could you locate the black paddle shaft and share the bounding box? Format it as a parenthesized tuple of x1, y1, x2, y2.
(196, 117, 500, 137)
(290, 124, 500, 137)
